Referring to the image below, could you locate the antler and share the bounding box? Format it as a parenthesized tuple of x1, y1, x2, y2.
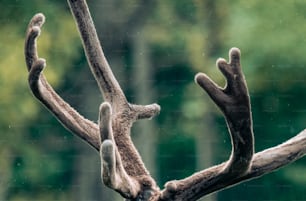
(25, 0, 306, 200)
(160, 48, 306, 201)
(24, 0, 160, 199)
(196, 48, 254, 175)
(25, 13, 100, 149)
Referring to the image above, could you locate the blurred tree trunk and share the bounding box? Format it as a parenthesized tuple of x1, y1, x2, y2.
(196, 114, 217, 201)
(131, 29, 158, 178)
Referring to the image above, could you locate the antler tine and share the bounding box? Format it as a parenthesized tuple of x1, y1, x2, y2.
(25, 1, 161, 199)
(25, 13, 100, 150)
(67, 0, 160, 116)
(24, 6, 306, 200)
(161, 129, 306, 201)
(25, 13, 45, 70)
(67, 0, 125, 107)
(196, 47, 254, 175)
(66, 1, 161, 197)
(161, 48, 254, 200)
(160, 48, 306, 201)
(99, 102, 141, 199)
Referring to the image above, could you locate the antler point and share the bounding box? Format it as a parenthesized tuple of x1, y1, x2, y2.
(31, 13, 46, 27)
(216, 58, 227, 67)
(229, 47, 241, 64)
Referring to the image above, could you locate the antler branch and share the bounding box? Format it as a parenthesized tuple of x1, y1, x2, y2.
(159, 48, 306, 201)
(99, 102, 141, 198)
(25, 13, 100, 149)
(25, 1, 306, 200)
(160, 129, 306, 201)
(25, 0, 160, 199)
(67, 0, 125, 107)
(67, 0, 161, 198)
(67, 0, 160, 117)
(196, 48, 254, 175)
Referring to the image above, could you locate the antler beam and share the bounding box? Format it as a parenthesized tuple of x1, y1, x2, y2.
(25, 13, 100, 149)
(24, 0, 306, 200)
(160, 128, 306, 201)
(196, 48, 254, 175)
(160, 48, 306, 201)
(25, 0, 161, 199)
(66, 1, 161, 198)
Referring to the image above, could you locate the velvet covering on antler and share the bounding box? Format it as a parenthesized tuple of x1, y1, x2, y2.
(24, 0, 306, 200)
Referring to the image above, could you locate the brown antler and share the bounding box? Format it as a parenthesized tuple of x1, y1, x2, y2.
(196, 48, 254, 175)
(25, 0, 306, 200)
(159, 48, 306, 201)
(25, 13, 100, 149)
(25, 0, 160, 199)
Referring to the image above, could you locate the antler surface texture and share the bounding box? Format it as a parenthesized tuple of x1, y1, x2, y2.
(24, 1, 306, 200)
(25, 0, 161, 199)
(160, 49, 306, 201)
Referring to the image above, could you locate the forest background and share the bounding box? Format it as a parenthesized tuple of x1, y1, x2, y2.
(1, 0, 306, 200)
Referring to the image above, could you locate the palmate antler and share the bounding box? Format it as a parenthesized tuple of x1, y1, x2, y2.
(24, 0, 306, 200)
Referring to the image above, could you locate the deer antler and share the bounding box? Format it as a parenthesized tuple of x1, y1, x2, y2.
(25, 13, 100, 149)
(160, 48, 306, 201)
(196, 48, 254, 175)
(25, 0, 160, 199)
(25, 0, 306, 200)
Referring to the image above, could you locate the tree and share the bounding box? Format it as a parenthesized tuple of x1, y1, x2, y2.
(24, 0, 306, 200)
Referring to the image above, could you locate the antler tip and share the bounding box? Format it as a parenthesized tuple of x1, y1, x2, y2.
(194, 72, 202, 83)
(216, 57, 227, 68)
(164, 181, 177, 192)
(229, 47, 240, 55)
(31, 13, 46, 27)
(99, 102, 112, 115)
(153, 103, 161, 113)
(99, 102, 112, 123)
(195, 72, 211, 89)
(99, 102, 112, 140)
(229, 47, 241, 64)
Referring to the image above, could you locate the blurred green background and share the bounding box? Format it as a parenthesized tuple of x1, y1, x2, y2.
(1, 0, 306, 200)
